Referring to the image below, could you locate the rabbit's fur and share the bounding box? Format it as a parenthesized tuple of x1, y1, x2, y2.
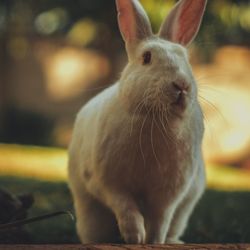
(68, 0, 207, 244)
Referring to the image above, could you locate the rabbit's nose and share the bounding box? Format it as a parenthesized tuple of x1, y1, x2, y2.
(172, 81, 189, 95)
(171, 81, 189, 108)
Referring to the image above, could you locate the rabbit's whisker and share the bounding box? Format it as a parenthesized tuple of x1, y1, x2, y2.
(153, 108, 169, 150)
(198, 84, 226, 96)
(201, 112, 215, 143)
(139, 106, 151, 168)
(196, 73, 233, 83)
(161, 104, 177, 147)
(159, 111, 174, 147)
(151, 109, 161, 170)
(198, 94, 228, 147)
(198, 94, 228, 126)
(130, 100, 145, 136)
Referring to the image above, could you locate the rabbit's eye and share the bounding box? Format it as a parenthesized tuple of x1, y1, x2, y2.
(142, 51, 151, 65)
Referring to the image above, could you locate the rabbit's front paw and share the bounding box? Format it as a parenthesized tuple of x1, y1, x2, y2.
(118, 211, 145, 244)
(166, 238, 184, 244)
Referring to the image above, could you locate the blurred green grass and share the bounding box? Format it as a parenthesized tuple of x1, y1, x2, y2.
(0, 176, 250, 244)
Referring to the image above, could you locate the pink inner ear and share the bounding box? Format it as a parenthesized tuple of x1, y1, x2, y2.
(174, 0, 206, 46)
(116, 0, 136, 42)
(116, 0, 152, 44)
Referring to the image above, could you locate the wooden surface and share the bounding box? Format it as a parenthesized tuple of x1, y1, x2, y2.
(0, 244, 249, 250)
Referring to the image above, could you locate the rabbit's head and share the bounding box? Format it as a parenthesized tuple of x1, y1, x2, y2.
(116, 0, 207, 121)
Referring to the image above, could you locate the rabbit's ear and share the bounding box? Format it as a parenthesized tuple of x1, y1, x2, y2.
(116, 0, 152, 46)
(159, 0, 207, 46)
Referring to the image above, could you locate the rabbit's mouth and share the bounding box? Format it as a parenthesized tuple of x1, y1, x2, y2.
(167, 80, 191, 114)
(171, 90, 188, 111)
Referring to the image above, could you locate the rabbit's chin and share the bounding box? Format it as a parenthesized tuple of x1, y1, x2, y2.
(170, 96, 189, 116)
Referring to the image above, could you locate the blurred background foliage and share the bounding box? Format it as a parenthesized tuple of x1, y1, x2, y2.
(1, 0, 250, 56)
(0, 0, 250, 146)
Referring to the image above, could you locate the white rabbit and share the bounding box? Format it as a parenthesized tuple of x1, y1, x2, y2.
(68, 0, 207, 244)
